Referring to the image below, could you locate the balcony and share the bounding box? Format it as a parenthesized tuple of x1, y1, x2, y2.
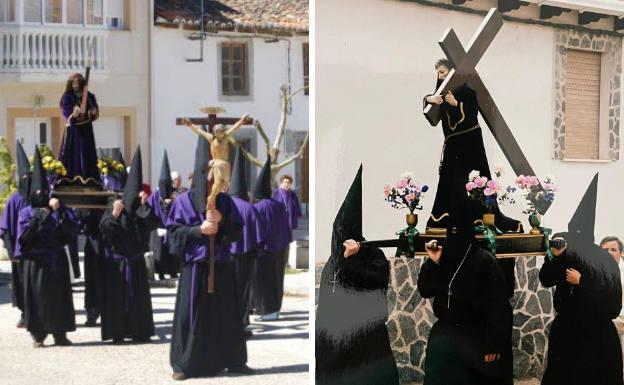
(0, 26, 108, 81)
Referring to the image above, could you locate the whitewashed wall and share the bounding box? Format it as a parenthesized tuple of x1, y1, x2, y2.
(150, 27, 309, 190)
(316, 0, 624, 262)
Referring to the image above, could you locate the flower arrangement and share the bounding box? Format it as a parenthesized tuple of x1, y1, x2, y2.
(29, 145, 67, 177)
(384, 172, 429, 214)
(515, 174, 556, 215)
(97, 157, 125, 177)
(465, 169, 515, 212)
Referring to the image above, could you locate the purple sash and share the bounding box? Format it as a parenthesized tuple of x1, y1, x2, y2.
(25, 247, 66, 272)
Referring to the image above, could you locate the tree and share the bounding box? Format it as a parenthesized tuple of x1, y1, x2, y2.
(230, 84, 309, 182)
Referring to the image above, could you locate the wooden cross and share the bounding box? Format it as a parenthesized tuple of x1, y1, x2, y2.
(175, 107, 253, 133)
(425, 8, 546, 210)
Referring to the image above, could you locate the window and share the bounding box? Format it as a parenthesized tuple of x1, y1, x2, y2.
(221, 42, 249, 96)
(564, 49, 601, 160)
(0, 0, 16, 22)
(67, 0, 83, 24)
(86, 0, 103, 25)
(23, 0, 41, 22)
(45, 0, 62, 23)
(303, 43, 309, 95)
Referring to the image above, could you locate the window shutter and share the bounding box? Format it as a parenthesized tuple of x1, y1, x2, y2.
(564, 49, 601, 160)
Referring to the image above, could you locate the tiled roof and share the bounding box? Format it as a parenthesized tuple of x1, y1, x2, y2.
(154, 0, 309, 33)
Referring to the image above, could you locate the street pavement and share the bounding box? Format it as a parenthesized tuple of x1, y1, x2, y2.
(0, 269, 310, 385)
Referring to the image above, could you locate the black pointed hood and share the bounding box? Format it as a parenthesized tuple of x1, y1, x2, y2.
(190, 127, 210, 214)
(159, 150, 173, 200)
(331, 165, 363, 259)
(30, 146, 50, 208)
(252, 157, 272, 201)
(122, 146, 142, 213)
(568, 173, 598, 245)
(229, 147, 248, 200)
(15, 141, 30, 201)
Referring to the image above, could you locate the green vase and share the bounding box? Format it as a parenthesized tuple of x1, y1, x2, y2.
(529, 213, 542, 235)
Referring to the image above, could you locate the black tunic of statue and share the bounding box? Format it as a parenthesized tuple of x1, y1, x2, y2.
(316, 165, 400, 385)
(539, 242, 623, 385)
(423, 82, 522, 234)
(417, 237, 513, 385)
(18, 206, 79, 340)
(98, 201, 158, 341)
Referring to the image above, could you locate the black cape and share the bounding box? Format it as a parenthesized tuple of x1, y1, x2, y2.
(539, 242, 623, 385)
(417, 241, 513, 385)
(98, 202, 158, 341)
(316, 245, 399, 385)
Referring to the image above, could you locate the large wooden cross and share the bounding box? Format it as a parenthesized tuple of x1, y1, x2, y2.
(175, 107, 253, 133)
(424, 8, 539, 188)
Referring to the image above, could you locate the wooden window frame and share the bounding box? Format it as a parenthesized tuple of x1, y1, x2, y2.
(221, 42, 249, 96)
(303, 42, 309, 96)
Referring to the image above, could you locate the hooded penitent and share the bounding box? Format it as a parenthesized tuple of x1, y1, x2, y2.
(316, 164, 399, 385)
(16, 141, 30, 202)
(190, 127, 211, 214)
(229, 147, 248, 201)
(122, 146, 142, 213)
(252, 157, 272, 201)
(29, 146, 50, 208)
(158, 150, 173, 200)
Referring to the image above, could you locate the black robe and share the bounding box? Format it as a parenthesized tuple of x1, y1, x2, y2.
(423, 83, 522, 234)
(98, 202, 158, 341)
(82, 210, 104, 314)
(0, 192, 27, 312)
(417, 242, 513, 385)
(167, 192, 247, 377)
(16, 205, 79, 339)
(147, 192, 179, 276)
(316, 245, 400, 385)
(539, 244, 623, 385)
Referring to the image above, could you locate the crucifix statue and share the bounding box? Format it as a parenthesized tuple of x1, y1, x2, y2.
(177, 107, 253, 208)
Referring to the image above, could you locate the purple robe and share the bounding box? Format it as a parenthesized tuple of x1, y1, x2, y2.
(273, 188, 302, 230)
(230, 196, 266, 256)
(0, 192, 27, 310)
(15, 205, 78, 258)
(253, 198, 292, 254)
(101, 175, 123, 191)
(59, 91, 100, 180)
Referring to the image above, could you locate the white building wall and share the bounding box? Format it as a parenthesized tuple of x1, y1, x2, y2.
(150, 26, 309, 190)
(316, 0, 624, 261)
(0, 0, 150, 176)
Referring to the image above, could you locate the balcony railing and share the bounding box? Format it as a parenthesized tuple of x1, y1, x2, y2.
(0, 27, 108, 73)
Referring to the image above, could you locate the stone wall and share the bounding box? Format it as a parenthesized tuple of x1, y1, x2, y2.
(552, 28, 621, 160)
(386, 255, 555, 383)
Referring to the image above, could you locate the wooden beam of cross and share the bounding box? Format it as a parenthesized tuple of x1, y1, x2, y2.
(175, 107, 253, 133)
(425, 8, 539, 183)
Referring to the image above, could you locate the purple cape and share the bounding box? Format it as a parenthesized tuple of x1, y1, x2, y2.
(254, 198, 292, 253)
(165, 191, 242, 263)
(147, 190, 170, 226)
(230, 196, 266, 256)
(14, 205, 76, 258)
(272, 188, 302, 230)
(0, 192, 27, 254)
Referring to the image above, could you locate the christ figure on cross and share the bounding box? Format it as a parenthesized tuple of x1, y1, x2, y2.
(423, 59, 522, 234)
(182, 113, 250, 209)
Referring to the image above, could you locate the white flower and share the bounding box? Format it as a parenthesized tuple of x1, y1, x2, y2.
(468, 170, 480, 181)
(401, 171, 415, 180)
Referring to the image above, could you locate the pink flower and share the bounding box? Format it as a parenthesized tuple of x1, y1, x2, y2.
(484, 187, 495, 196)
(396, 178, 408, 189)
(412, 184, 421, 193)
(383, 184, 393, 197)
(516, 175, 526, 187)
(528, 176, 539, 186)
(465, 182, 476, 191)
(474, 177, 486, 188)
(406, 193, 416, 203)
(487, 180, 498, 190)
